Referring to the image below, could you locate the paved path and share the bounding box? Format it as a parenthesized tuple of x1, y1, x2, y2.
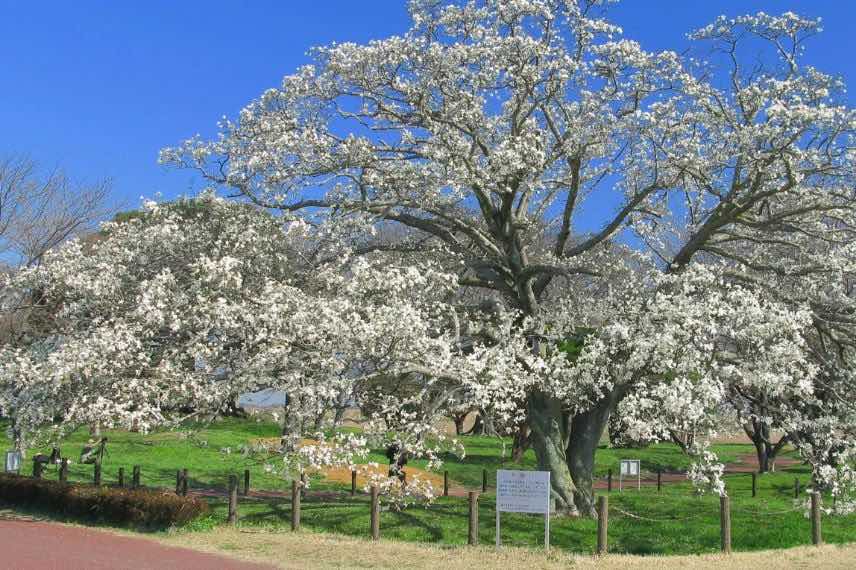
(0, 519, 274, 570)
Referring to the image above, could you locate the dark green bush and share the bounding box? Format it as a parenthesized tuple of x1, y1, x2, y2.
(0, 473, 208, 528)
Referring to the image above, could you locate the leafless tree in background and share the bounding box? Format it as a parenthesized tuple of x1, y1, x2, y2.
(0, 154, 113, 267)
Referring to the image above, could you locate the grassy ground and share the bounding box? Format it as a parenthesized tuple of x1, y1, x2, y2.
(152, 527, 856, 569)
(2, 417, 855, 556)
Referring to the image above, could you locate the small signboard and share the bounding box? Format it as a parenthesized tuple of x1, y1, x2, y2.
(496, 469, 551, 549)
(5, 450, 22, 473)
(619, 459, 641, 491)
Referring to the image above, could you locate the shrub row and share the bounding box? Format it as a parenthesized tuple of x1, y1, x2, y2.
(0, 473, 208, 528)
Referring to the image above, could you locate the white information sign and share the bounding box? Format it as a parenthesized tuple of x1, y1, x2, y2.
(5, 450, 21, 473)
(495, 470, 551, 550)
(619, 459, 641, 491)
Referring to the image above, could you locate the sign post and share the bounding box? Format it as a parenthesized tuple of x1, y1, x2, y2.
(4, 450, 21, 473)
(619, 459, 641, 492)
(495, 469, 551, 550)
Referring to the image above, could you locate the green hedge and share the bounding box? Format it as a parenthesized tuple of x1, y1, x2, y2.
(0, 474, 208, 528)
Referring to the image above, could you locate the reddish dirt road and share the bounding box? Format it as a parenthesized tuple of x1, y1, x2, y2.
(0, 519, 274, 570)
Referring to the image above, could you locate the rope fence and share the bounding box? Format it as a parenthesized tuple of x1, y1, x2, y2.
(8, 459, 841, 555)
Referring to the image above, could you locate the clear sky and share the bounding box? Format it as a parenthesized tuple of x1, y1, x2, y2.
(2, 1, 856, 212)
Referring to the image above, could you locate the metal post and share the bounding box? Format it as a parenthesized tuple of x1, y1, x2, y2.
(720, 495, 732, 554)
(468, 491, 479, 545)
(597, 495, 608, 555)
(607, 469, 612, 493)
(482, 469, 487, 493)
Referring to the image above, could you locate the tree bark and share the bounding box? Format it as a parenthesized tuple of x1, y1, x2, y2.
(452, 414, 467, 436)
(526, 391, 579, 515)
(567, 390, 620, 517)
(511, 422, 530, 463)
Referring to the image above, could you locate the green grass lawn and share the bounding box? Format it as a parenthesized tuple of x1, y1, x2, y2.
(1, 417, 854, 555)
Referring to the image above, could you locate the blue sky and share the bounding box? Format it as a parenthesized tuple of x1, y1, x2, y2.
(2, 1, 855, 213)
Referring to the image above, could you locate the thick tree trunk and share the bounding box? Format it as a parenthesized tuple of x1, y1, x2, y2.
(333, 405, 347, 427)
(743, 420, 787, 474)
(527, 391, 578, 515)
(511, 422, 530, 463)
(567, 391, 619, 517)
(452, 414, 466, 436)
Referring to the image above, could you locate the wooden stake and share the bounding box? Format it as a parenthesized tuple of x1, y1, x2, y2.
(351, 469, 357, 496)
(181, 468, 189, 496)
(132, 465, 140, 488)
(243, 469, 250, 496)
(59, 458, 68, 483)
(607, 469, 612, 493)
(227, 475, 238, 525)
(657, 469, 661, 492)
(811, 492, 822, 546)
(175, 469, 182, 494)
(370, 485, 380, 541)
(94, 463, 102, 487)
(32, 458, 42, 479)
(468, 491, 479, 545)
(118, 467, 125, 488)
(443, 470, 449, 497)
(291, 479, 301, 531)
(720, 495, 732, 554)
(751, 472, 757, 498)
(482, 469, 487, 493)
(597, 495, 608, 555)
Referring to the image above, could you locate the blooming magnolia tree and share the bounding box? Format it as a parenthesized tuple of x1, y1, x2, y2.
(160, 1, 856, 515)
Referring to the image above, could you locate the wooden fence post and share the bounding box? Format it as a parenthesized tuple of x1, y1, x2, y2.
(291, 479, 301, 531)
(370, 485, 380, 541)
(243, 469, 250, 496)
(482, 469, 487, 493)
(751, 472, 757, 498)
(59, 459, 68, 483)
(468, 491, 479, 545)
(811, 492, 822, 546)
(607, 469, 612, 493)
(351, 469, 357, 496)
(657, 469, 661, 492)
(443, 470, 449, 497)
(227, 475, 238, 525)
(117, 467, 125, 488)
(597, 495, 608, 555)
(94, 462, 102, 487)
(181, 468, 189, 496)
(131, 465, 140, 488)
(720, 495, 732, 554)
(794, 478, 800, 499)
